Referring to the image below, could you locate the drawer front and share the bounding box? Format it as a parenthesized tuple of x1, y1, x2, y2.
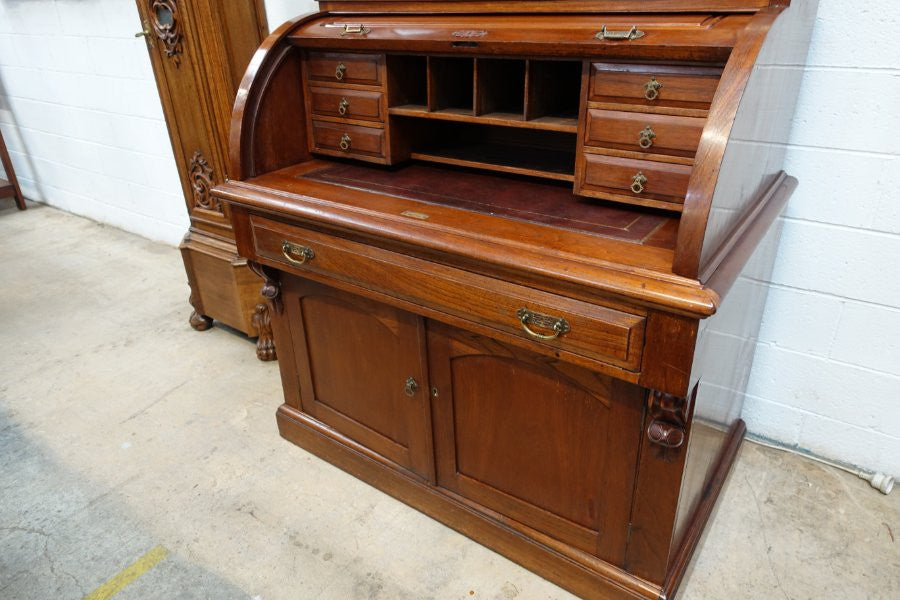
(585, 109, 705, 157)
(590, 63, 720, 108)
(307, 51, 382, 85)
(309, 86, 384, 122)
(250, 216, 645, 371)
(311, 120, 385, 159)
(580, 153, 692, 203)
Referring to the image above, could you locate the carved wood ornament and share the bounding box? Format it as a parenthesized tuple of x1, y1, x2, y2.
(647, 389, 690, 451)
(189, 150, 220, 213)
(150, 0, 183, 66)
(252, 303, 277, 361)
(248, 261, 283, 315)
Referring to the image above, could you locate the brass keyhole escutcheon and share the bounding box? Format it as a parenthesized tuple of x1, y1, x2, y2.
(644, 77, 662, 101)
(631, 172, 648, 194)
(335, 62, 346, 80)
(639, 126, 656, 149)
(338, 97, 350, 115)
(404, 376, 419, 397)
(339, 133, 351, 151)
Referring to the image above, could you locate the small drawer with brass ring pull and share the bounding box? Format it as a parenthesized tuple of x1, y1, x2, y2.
(306, 52, 383, 85)
(311, 121, 387, 159)
(516, 308, 571, 341)
(281, 241, 315, 265)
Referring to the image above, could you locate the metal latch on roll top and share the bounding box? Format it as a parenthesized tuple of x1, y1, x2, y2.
(323, 23, 371, 36)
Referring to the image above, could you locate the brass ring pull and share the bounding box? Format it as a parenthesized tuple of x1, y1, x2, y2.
(338, 97, 350, 115)
(639, 126, 656, 149)
(644, 77, 662, 101)
(404, 376, 419, 397)
(335, 62, 346, 80)
(516, 308, 571, 341)
(281, 241, 315, 265)
(631, 172, 648, 194)
(339, 134, 351, 151)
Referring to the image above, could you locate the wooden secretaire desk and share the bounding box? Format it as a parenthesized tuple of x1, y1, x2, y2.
(212, 2, 818, 598)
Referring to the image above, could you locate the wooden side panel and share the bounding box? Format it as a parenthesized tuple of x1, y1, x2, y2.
(229, 14, 324, 181)
(675, 0, 819, 278)
(671, 193, 789, 565)
(428, 323, 645, 565)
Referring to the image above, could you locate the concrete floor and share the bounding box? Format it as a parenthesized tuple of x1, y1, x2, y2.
(0, 203, 897, 600)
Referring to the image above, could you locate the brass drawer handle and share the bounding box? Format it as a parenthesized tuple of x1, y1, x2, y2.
(516, 308, 571, 341)
(335, 62, 346, 80)
(281, 241, 315, 265)
(639, 126, 656, 149)
(631, 172, 648, 194)
(595, 25, 645, 41)
(339, 133, 351, 151)
(404, 376, 419, 397)
(644, 76, 662, 100)
(338, 97, 350, 115)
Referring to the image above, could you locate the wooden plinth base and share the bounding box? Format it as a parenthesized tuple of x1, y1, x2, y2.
(276, 404, 745, 600)
(180, 230, 276, 361)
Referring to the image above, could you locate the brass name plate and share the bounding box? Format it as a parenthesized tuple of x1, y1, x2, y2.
(400, 210, 430, 220)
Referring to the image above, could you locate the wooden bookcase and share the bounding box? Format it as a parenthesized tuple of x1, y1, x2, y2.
(135, 0, 276, 359)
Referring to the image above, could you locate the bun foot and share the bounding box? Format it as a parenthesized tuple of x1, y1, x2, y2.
(189, 310, 213, 331)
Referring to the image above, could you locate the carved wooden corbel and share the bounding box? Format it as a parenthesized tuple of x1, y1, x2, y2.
(646, 390, 689, 449)
(248, 260, 283, 315)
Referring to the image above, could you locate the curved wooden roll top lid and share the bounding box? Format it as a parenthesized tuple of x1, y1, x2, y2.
(289, 13, 751, 61)
(316, 1, 777, 14)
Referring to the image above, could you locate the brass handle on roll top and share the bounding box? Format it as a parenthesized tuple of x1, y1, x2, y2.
(631, 172, 648, 194)
(339, 134, 351, 151)
(335, 62, 346, 80)
(595, 25, 645, 41)
(281, 241, 315, 265)
(338, 97, 350, 115)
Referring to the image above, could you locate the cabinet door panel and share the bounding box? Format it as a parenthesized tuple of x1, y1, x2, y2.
(428, 323, 644, 563)
(283, 278, 433, 479)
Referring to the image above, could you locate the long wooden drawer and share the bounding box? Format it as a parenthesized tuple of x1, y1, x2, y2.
(309, 86, 384, 122)
(589, 63, 720, 110)
(311, 120, 386, 160)
(250, 216, 645, 371)
(306, 51, 383, 86)
(579, 153, 692, 206)
(585, 109, 705, 157)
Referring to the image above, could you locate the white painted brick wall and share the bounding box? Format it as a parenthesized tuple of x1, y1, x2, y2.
(0, 0, 896, 476)
(744, 1, 900, 476)
(0, 0, 187, 245)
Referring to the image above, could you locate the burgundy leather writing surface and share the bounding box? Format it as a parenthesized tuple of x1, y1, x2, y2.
(304, 162, 675, 246)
